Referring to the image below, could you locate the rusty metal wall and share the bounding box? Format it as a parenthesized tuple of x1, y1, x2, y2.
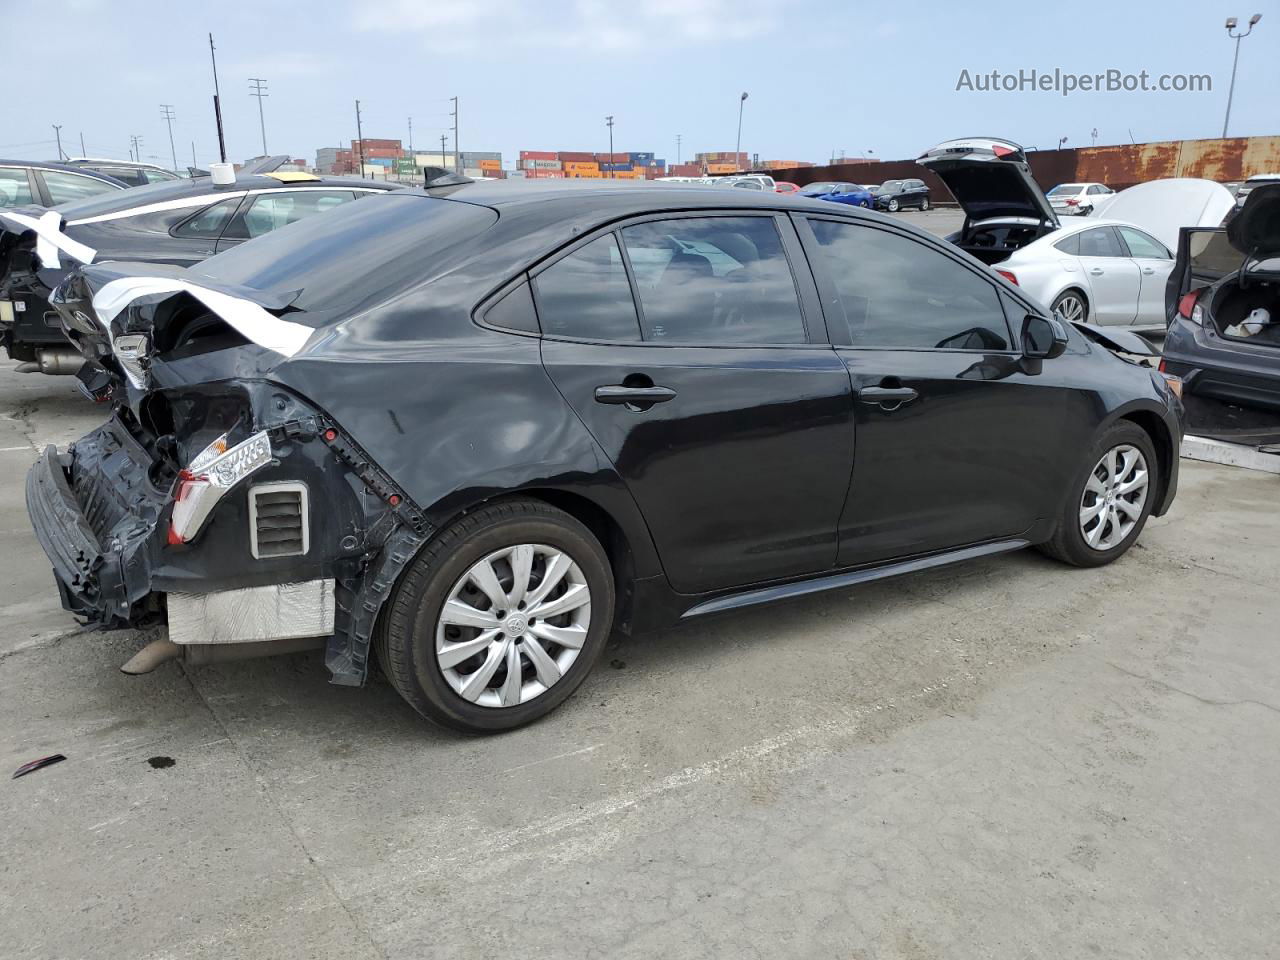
(768, 137, 1280, 198)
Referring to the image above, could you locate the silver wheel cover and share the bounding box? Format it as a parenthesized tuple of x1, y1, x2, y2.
(1079, 444, 1149, 551)
(435, 543, 591, 708)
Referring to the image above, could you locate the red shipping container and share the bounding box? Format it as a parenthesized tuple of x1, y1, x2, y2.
(519, 150, 557, 161)
(557, 151, 594, 162)
(597, 152, 629, 163)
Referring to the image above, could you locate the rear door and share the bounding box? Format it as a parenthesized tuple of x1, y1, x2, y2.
(536, 212, 854, 594)
(796, 214, 1070, 566)
(1078, 226, 1139, 324)
(1116, 225, 1174, 326)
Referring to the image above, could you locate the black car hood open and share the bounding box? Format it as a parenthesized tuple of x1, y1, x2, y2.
(917, 138, 1058, 226)
(1226, 181, 1280, 263)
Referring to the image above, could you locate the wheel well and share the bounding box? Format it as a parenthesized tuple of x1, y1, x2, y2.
(1118, 410, 1173, 508)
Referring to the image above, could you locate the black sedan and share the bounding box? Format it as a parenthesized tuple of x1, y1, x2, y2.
(0, 171, 398, 376)
(1, 159, 127, 209)
(28, 182, 1182, 733)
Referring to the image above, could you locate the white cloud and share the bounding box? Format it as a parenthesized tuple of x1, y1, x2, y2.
(354, 0, 777, 53)
(224, 52, 331, 79)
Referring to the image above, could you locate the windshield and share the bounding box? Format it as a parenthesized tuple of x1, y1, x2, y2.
(1049, 184, 1086, 195)
(881, 180, 903, 192)
(193, 193, 497, 321)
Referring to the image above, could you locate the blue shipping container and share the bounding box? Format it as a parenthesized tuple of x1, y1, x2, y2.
(369, 156, 393, 167)
(602, 162, 633, 171)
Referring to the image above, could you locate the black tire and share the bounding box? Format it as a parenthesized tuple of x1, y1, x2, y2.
(375, 499, 615, 734)
(1050, 288, 1089, 325)
(1037, 421, 1159, 567)
(920, 197, 931, 211)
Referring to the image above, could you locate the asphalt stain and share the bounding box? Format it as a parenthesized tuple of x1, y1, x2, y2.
(146, 756, 176, 769)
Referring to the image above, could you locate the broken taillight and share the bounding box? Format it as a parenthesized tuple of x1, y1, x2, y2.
(1177, 289, 1202, 322)
(996, 270, 1019, 285)
(167, 432, 273, 545)
(1065, 198, 1079, 206)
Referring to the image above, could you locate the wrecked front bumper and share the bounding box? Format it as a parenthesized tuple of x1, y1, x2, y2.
(26, 403, 430, 686)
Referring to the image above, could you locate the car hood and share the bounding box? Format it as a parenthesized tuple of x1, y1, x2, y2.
(1226, 180, 1280, 260)
(1086, 178, 1234, 251)
(916, 138, 1057, 225)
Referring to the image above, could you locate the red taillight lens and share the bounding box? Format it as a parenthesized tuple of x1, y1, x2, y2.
(1177, 289, 1201, 320)
(992, 144, 1014, 157)
(1158, 358, 1167, 372)
(996, 270, 1018, 285)
(1065, 198, 1079, 206)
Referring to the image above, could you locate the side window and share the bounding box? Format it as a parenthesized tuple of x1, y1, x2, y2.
(533, 234, 640, 341)
(1118, 227, 1171, 260)
(1078, 227, 1126, 258)
(171, 198, 242, 239)
(222, 190, 357, 240)
(0, 168, 34, 208)
(808, 219, 1011, 351)
(484, 280, 539, 334)
(143, 169, 179, 183)
(93, 167, 147, 187)
(1053, 233, 1081, 255)
(1087, 185, 1103, 195)
(40, 171, 120, 205)
(620, 216, 805, 344)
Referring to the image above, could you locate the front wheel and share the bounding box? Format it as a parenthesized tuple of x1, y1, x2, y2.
(376, 500, 615, 733)
(1037, 422, 1158, 567)
(887, 198, 900, 212)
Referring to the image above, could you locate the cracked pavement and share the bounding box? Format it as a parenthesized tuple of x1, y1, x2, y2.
(2, 214, 1278, 958)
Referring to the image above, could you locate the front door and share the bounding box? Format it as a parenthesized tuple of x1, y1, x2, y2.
(536, 214, 854, 594)
(1078, 226, 1140, 324)
(796, 215, 1071, 567)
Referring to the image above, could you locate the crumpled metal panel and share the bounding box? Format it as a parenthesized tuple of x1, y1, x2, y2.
(167, 579, 335, 645)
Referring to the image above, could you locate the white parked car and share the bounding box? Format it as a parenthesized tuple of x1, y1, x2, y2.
(1233, 172, 1280, 207)
(1047, 181, 1112, 216)
(917, 138, 1234, 332)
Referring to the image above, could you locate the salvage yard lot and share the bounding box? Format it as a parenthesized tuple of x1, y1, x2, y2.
(2, 239, 1278, 957)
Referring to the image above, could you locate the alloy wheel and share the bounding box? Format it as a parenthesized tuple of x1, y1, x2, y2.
(1079, 444, 1149, 551)
(1054, 293, 1085, 324)
(888, 199, 899, 212)
(435, 543, 591, 708)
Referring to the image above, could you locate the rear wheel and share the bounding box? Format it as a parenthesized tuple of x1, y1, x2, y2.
(1051, 289, 1088, 324)
(376, 500, 614, 733)
(1037, 422, 1158, 567)
(920, 197, 931, 211)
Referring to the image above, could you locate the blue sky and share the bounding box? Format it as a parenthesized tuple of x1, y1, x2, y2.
(2, 0, 1276, 169)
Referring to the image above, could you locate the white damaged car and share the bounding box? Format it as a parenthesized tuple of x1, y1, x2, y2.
(918, 138, 1234, 332)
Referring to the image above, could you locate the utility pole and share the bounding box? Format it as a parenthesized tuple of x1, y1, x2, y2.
(735, 91, 748, 169)
(52, 125, 64, 161)
(249, 78, 269, 156)
(130, 134, 143, 163)
(1091, 127, 1098, 147)
(192, 141, 197, 169)
(160, 104, 178, 171)
(606, 115, 615, 178)
(450, 97, 459, 174)
(676, 134, 682, 165)
(440, 133, 447, 165)
(408, 116, 413, 155)
(1223, 14, 1262, 138)
(79, 132, 85, 156)
(209, 33, 227, 162)
(354, 100, 364, 174)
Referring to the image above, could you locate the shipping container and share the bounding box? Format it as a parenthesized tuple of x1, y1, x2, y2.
(519, 150, 557, 161)
(508, 169, 529, 178)
(706, 162, 738, 174)
(557, 151, 595, 162)
(563, 161, 600, 171)
(668, 163, 703, 177)
(601, 163, 633, 172)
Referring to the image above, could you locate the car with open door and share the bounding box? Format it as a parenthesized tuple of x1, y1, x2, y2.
(0, 169, 398, 378)
(919, 138, 1232, 332)
(26, 181, 1181, 733)
(1163, 182, 1280, 410)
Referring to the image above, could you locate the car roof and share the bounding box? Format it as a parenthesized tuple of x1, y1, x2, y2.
(446, 179, 841, 214)
(0, 158, 127, 185)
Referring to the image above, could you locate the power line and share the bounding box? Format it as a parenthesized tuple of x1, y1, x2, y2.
(249, 78, 269, 156)
(160, 104, 178, 171)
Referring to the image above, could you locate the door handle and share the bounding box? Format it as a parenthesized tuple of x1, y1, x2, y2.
(594, 384, 677, 405)
(1090, 268, 1104, 276)
(858, 386, 918, 406)
(1142, 267, 1156, 275)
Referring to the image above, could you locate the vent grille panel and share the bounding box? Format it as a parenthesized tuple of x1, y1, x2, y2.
(249, 484, 308, 559)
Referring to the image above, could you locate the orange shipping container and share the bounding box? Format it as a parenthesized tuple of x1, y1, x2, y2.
(706, 162, 738, 174)
(563, 161, 599, 172)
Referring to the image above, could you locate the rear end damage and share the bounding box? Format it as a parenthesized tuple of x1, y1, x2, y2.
(26, 265, 433, 684)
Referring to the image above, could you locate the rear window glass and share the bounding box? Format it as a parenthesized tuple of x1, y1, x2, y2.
(194, 193, 497, 322)
(1049, 184, 1085, 195)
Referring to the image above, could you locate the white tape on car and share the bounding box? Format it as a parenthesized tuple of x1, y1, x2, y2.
(91, 276, 313, 357)
(0, 210, 96, 269)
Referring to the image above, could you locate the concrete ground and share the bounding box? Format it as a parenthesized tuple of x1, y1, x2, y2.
(3, 276, 1279, 960)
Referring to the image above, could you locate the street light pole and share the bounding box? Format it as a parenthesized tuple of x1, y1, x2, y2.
(735, 92, 748, 170)
(605, 116, 614, 178)
(1223, 14, 1262, 138)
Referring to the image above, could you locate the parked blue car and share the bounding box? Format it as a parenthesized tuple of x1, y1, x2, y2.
(799, 181, 874, 208)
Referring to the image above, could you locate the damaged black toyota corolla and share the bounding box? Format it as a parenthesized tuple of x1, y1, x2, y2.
(27, 182, 1183, 733)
